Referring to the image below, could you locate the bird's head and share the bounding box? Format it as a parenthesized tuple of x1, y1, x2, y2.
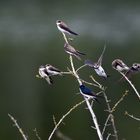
(79, 84, 85, 90)
(132, 63, 140, 69)
(56, 20, 62, 25)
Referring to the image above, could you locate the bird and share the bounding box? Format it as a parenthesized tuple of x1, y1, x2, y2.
(79, 84, 100, 102)
(64, 43, 85, 60)
(45, 64, 62, 76)
(123, 63, 140, 79)
(56, 20, 78, 35)
(85, 45, 108, 79)
(130, 63, 140, 73)
(112, 59, 129, 72)
(38, 65, 53, 85)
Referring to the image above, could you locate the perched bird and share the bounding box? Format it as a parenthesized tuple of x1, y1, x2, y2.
(79, 85, 100, 102)
(38, 65, 53, 85)
(45, 64, 62, 76)
(130, 63, 140, 73)
(56, 20, 78, 35)
(123, 63, 140, 79)
(85, 46, 108, 79)
(112, 59, 129, 72)
(64, 43, 85, 60)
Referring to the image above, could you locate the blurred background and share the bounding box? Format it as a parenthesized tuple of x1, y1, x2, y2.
(0, 0, 140, 139)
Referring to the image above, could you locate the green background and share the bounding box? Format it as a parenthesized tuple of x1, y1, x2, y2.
(0, 0, 140, 139)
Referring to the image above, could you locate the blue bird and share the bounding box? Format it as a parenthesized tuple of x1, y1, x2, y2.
(79, 84, 100, 102)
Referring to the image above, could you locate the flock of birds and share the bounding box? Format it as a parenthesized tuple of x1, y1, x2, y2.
(38, 20, 140, 102)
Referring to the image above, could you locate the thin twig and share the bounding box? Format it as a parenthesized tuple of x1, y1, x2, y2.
(111, 90, 128, 112)
(48, 100, 85, 140)
(33, 128, 42, 140)
(69, 55, 82, 85)
(103, 92, 118, 140)
(125, 111, 140, 121)
(110, 114, 118, 140)
(80, 78, 99, 87)
(56, 130, 72, 140)
(61, 71, 72, 75)
(62, 33, 69, 43)
(8, 114, 28, 140)
(76, 64, 87, 72)
(53, 116, 72, 140)
(85, 98, 104, 140)
(106, 133, 112, 140)
(90, 75, 104, 90)
(69, 55, 103, 140)
(120, 72, 140, 100)
(102, 114, 111, 135)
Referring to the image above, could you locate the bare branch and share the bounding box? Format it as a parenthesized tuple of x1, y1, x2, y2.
(106, 133, 112, 140)
(69, 55, 103, 140)
(80, 78, 100, 87)
(8, 114, 28, 140)
(119, 72, 140, 100)
(90, 75, 104, 90)
(33, 128, 42, 140)
(102, 114, 111, 135)
(125, 111, 140, 121)
(103, 92, 118, 140)
(62, 33, 69, 43)
(56, 130, 72, 140)
(76, 64, 87, 72)
(111, 90, 128, 112)
(48, 100, 85, 140)
(84, 98, 103, 140)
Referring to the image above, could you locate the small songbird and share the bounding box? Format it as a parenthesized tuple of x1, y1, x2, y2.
(38, 65, 53, 85)
(79, 84, 99, 102)
(56, 20, 78, 35)
(112, 59, 129, 72)
(85, 46, 108, 79)
(124, 63, 140, 78)
(64, 43, 85, 60)
(130, 63, 140, 73)
(45, 64, 62, 76)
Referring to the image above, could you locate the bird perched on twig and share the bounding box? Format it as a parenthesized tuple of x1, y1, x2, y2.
(38, 64, 62, 85)
(64, 43, 85, 60)
(85, 45, 108, 79)
(79, 84, 101, 103)
(123, 63, 140, 79)
(45, 64, 62, 76)
(56, 20, 78, 35)
(112, 59, 129, 72)
(38, 65, 53, 85)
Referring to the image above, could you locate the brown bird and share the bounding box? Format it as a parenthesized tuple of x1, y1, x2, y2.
(64, 43, 85, 60)
(56, 20, 78, 35)
(112, 59, 129, 72)
(38, 65, 53, 85)
(124, 63, 140, 79)
(45, 64, 62, 76)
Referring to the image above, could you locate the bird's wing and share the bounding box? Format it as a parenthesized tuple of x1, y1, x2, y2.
(76, 50, 86, 55)
(49, 66, 61, 73)
(85, 59, 95, 67)
(45, 76, 53, 85)
(61, 21, 68, 27)
(65, 44, 77, 53)
(60, 23, 78, 35)
(97, 44, 106, 66)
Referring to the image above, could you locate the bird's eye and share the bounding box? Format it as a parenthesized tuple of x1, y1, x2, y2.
(57, 20, 61, 23)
